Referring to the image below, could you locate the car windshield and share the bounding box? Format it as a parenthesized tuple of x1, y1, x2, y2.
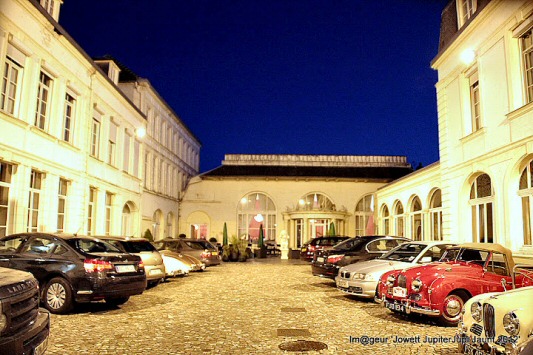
(69, 238, 122, 253)
(120, 241, 156, 253)
(440, 247, 489, 264)
(185, 240, 215, 250)
(333, 237, 365, 251)
(380, 243, 426, 262)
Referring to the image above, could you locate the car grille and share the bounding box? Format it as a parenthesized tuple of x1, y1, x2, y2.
(340, 271, 350, 279)
(398, 275, 407, 288)
(0, 278, 40, 337)
(470, 323, 483, 336)
(483, 304, 495, 338)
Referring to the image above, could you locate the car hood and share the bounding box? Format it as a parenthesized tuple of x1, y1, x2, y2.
(0, 266, 35, 286)
(469, 285, 533, 308)
(341, 259, 415, 276)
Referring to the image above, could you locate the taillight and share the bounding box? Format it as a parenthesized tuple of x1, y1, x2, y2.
(308, 245, 316, 252)
(200, 250, 211, 259)
(327, 254, 344, 264)
(84, 259, 113, 273)
(138, 260, 144, 270)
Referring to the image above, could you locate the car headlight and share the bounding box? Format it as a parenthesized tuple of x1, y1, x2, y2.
(364, 274, 376, 281)
(411, 278, 423, 292)
(353, 273, 365, 280)
(503, 312, 520, 336)
(386, 274, 395, 286)
(0, 302, 6, 333)
(471, 302, 482, 322)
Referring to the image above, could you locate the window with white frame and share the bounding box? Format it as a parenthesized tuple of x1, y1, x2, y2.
(393, 201, 404, 237)
(108, 121, 117, 166)
(27, 170, 43, 232)
(0, 162, 13, 237)
(519, 160, 533, 246)
(166, 212, 174, 238)
(238, 193, 277, 241)
(87, 187, 96, 236)
(40, 0, 56, 17)
(144, 152, 151, 190)
(470, 174, 494, 243)
(469, 70, 481, 132)
(1, 46, 24, 115)
(381, 205, 390, 235)
(410, 196, 423, 241)
(63, 93, 75, 143)
(57, 178, 68, 232)
(90, 115, 101, 158)
(520, 27, 533, 104)
(123, 131, 131, 173)
(355, 195, 373, 235)
(133, 140, 140, 177)
(458, 0, 477, 27)
(429, 189, 443, 241)
(105, 192, 113, 236)
(34, 72, 52, 130)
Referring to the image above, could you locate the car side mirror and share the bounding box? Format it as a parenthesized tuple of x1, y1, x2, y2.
(420, 256, 432, 263)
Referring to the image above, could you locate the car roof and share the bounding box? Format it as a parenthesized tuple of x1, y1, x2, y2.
(453, 242, 515, 269)
(95, 235, 150, 242)
(4, 232, 100, 241)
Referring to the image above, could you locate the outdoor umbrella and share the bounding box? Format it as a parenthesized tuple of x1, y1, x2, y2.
(328, 222, 336, 236)
(223, 222, 228, 246)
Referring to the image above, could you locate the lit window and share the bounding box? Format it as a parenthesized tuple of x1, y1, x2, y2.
(105, 192, 113, 236)
(238, 193, 277, 241)
(470, 174, 494, 243)
(469, 70, 481, 132)
(393, 201, 404, 237)
(429, 190, 443, 241)
(355, 194, 374, 235)
(381, 205, 390, 235)
(27, 170, 43, 232)
(108, 121, 117, 166)
(410, 197, 423, 241)
(63, 93, 75, 143)
(57, 178, 68, 232)
(1, 54, 22, 115)
(521, 28, 533, 104)
(87, 187, 96, 236)
(123, 131, 131, 173)
(90, 116, 100, 158)
(35, 72, 52, 130)
(458, 0, 477, 27)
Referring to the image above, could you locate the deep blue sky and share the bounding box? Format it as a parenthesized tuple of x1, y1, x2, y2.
(59, 0, 448, 173)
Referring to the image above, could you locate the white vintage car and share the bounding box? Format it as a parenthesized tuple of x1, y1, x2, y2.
(335, 241, 455, 298)
(458, 267, 533, 355)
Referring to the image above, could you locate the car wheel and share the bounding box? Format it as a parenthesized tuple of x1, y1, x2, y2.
(43, 277, 74, 314)
(440, 291, 469, 326)
(105, 296, 130, 306)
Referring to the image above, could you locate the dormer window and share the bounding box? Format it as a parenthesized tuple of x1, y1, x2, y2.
(40, 0, 62, 21)
(94, 60, 121, 85)
(458, 0, 477, 28)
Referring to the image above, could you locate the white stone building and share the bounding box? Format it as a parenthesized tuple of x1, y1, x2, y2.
(375, 0, 533, 257)
(0, 0, 147, 237)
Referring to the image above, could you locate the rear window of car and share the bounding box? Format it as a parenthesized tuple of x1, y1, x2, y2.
(185, 241, 215, 250)
(153, 241, 181, 251)
(333, 237, 365, 251)
(118, 241, 156, 253)
(68, 238, 122, 253)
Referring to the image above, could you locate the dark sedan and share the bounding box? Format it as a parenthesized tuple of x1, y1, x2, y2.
(0, 233, 147, 313)
(300, 236, 351, 261)
(311, 235, 410, 279)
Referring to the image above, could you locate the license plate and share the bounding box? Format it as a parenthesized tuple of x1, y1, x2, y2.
(393, 286, 407, 298)
(464, 343, 490, 355)
(149, 269, 163, 275)
(301, 248, 306, 252)
(386, 301, 406, 313)
(115, 264, 136, 273)
(35, 335, 48, 355)
(317, 257, 324, 263)
(337, 279, 349, 288)
(212, 251, 218, 256)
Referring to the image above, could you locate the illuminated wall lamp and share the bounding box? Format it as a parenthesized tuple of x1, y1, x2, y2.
(460, 48, 476, 66)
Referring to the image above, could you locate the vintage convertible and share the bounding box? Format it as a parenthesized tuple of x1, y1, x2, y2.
(376, 243, 532, 326)
(458, 266, 533, 355)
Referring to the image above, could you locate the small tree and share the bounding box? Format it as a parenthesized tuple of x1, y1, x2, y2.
(143, 229, 154, 242)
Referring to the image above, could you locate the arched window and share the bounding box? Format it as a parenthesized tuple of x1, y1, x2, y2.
(393, 201, 404, 237)
(122, 202, 136, 236)
(469, 173, 494, 243)
(410, 196, 423, 241)
(166, 212, 175, 238)
(355, 194, 374, 235)
(152, 209, 163, 241)
(381, 205, 390, 235)
(519, 161, 533, 246)
(238, 193, 276, 242)
(297, 193, 335, 211)
(429, 189, 442, 241)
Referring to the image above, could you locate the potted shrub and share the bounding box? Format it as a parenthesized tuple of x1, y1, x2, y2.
(255, 224, 267, 258)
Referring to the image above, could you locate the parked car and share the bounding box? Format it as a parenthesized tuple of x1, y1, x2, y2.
(0, 233, 147, 313)
(0, 266, 50, 354)
(152, 238, 221, 266)
(376, 243, 531, 326)
(153, 243, 206, 272)
(161, 254, 190, 277)
(458, 266, 533, 355)
(312, 235, 410, 279)
(98, 236, 166, 286)
(300, 236, 351, 261)
(336, 241, 455, 298)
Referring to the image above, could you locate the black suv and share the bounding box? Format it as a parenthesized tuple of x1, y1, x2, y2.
(0, 233, 147, 313)
(0, 266, 50, 354)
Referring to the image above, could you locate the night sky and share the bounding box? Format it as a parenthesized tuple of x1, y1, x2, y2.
(58, 0, 448, 173)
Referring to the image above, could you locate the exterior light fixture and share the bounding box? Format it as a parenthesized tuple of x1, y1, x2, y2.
(136, 127, 146, 138)
(254, 214, 264, 222)
(460, 48, 476, 65)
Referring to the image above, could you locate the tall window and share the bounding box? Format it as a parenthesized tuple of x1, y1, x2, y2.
(90, 116, 100, 158)
(470, 174, 494, 243)
(105, 192, 113, 236)
(35, 72, 52, 130)
(40, 0, 56, 16)
(27, 170, 43, 232)
(469, 70, 481, 132)
(297, 193, 335, 211)
(519, 160, 533, 246)
(133, 140, 140, 177)
(108, 121, 117, 166)
(238, 193, 276, 241)
(87, 187, 96, 236)
(410, 196, 423, 241)
(458, 0, 477, 27)
(57, 178, 68, 232)
(1, 52, 23, 115)
(123, 131, 131, 173)
(381, 205, 390, 235)
(429, 189, 443, 241)
(166, 213, 174, 238)
(355, 195, 374, 235)
(122, 203, 132, 236)
(0, 162, 13, 237)
(63, 93, 75, 143)
(521, 28, 533, 104)
(393, 201, 404, 237)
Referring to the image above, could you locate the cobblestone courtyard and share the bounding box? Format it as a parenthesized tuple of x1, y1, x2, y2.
(46, 258, 461, 354)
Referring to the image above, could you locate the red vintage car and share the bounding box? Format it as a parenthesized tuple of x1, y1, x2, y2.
(376, 243, 532, 326)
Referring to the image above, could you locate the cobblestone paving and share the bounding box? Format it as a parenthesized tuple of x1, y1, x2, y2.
(46, 258, 461, 354)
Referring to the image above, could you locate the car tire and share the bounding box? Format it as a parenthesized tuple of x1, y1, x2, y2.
(42, 277, 74, 314)
(105, 296, 130, 306)
(439, 291, 469, 326)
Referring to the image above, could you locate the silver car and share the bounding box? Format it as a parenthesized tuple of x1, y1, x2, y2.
(335, 241, 455, 298)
